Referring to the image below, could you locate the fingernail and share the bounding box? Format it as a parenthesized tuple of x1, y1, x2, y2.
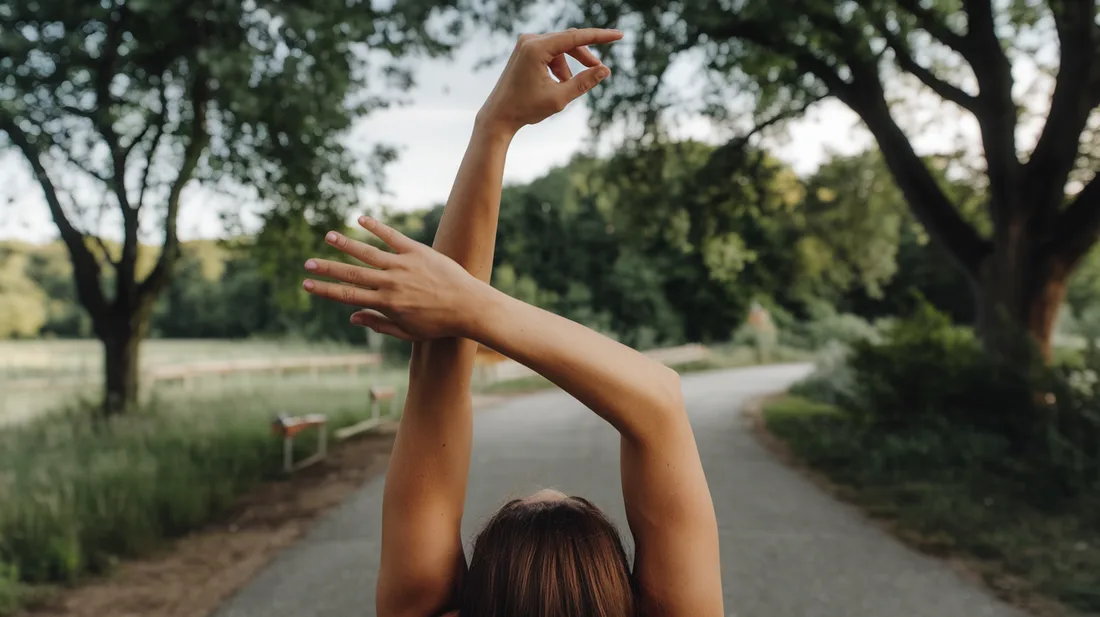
(350, 313, 363, 325)
(597, 66, 611, 79)
(326, 231, 338, 243)
(302, 280, 315, 290)
(304, 260, 318, 271)
(360, 216, 375, 228)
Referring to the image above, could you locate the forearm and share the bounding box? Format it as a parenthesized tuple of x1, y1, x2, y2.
(379, 121, 513, 615)
(408, 119, 513, 371)
(431, 117, 513, 281)
(467, 283, 686, 444)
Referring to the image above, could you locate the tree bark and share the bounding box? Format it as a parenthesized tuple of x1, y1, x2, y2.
(971, 217, 1070, 362)
(103, 326, 141, 416)
(99, 297, 155, 415)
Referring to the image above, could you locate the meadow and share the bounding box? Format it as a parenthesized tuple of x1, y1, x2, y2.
(0, 339, 400, 425)
(0, 338, 410, 611)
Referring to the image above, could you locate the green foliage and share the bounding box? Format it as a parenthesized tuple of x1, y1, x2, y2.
(1, 0, 459, 215)
(1, 0, 463, 409)
(763, 396, 1100, 613)
(473, 0, 1099, 358)
(0, 562, 20, 616)
(386, 141, 817, 349)
(0, 141, 991, 355)
(794, 151, 906, 300)
(796, 302, 1100, 500)
(0, 246, 47, 339)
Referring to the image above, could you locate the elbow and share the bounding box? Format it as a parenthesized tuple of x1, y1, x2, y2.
(625, 366, 687, 447)
(657, 365, 685, 414)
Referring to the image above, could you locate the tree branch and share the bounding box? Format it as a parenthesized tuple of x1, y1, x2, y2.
(855, 89, 991, 275)
(955, 0, 1019, 225)
(893, 0, 972, 59)
(733, 93, 828, 150)
(123, 79, 170, 165)
(867, 12, 978, 111)
(137, 82, 169, 211)
(696, 19, 857, 104)
(1051, 174, 1100, 268)
(0, 116, 108, 321)
(91, 233, 116, 268)
(55, 145, 111, 185)
(140, 74, 209, 297)
(92, 3, 136, 239)
(688, 10, 989, 276)
(1023, 1, 1099, 215)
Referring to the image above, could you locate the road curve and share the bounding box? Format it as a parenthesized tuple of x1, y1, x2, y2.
(214, 364, 1026, 617)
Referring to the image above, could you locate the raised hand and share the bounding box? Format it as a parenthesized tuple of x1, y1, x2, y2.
(477, 28, 623, 134)
(302, 216, 483, 342)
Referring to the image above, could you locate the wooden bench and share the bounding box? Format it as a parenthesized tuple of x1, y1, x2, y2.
(334, 386, 398, 440)
(272, 414, 328, 472)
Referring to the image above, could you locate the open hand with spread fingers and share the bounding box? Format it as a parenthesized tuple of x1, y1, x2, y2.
(302, 216, 484, 342)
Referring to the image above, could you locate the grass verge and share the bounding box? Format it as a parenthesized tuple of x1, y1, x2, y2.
(0, 371, 406, 616)
(759, 396, 1100, 617)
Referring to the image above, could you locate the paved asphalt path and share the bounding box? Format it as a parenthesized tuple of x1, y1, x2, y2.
(215, 364, 1027, 617)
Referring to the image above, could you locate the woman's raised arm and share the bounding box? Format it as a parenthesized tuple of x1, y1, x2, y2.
(303, 28, 622, 617)
(305, 213, 723, 617)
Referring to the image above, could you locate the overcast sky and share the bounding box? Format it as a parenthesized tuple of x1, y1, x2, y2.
(3, 32, 970, 244)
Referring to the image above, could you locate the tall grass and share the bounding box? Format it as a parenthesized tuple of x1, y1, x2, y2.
(0, 367, 406, 609)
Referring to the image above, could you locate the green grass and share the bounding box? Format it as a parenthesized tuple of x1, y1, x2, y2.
(0, 365, 406, 615)
(763, 396, 1100, 615)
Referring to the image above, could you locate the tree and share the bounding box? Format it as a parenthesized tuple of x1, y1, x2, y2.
(594, 140, 808, 342)
(1, 0, 459, 412)
(795, 150, 909, 301)
(796, 148, 987, 322)
(474, 0, 1100, 359)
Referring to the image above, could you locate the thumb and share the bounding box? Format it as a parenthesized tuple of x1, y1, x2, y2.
(561, 64, 611, 102)
(351, 309, 420, 341)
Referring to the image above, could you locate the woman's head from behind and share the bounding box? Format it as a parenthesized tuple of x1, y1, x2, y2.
(462, 489, 635, 617)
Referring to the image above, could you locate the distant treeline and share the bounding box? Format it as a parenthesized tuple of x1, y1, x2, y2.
(5, 142, 1098, 345)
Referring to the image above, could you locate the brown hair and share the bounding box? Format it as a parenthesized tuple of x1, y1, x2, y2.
(460, 495, 636, 617)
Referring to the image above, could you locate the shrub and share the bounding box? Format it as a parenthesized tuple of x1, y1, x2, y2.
(766, 302, 877, 352)
(801, 304, 879, 348)
(789, 341, 857, 407)
(0, 563, 20, 616)
(794, 301, 1100, 501)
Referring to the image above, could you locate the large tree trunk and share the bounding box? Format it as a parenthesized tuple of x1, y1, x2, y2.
(972, 219, 1070, 362)
(99, 300, 155, 415)
(103, 326, 141, 415)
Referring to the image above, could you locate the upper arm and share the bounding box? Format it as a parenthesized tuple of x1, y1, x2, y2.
(376, 343, 475, 617)
(619, 376, 723, 617)
(376, 511, 466, 617)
